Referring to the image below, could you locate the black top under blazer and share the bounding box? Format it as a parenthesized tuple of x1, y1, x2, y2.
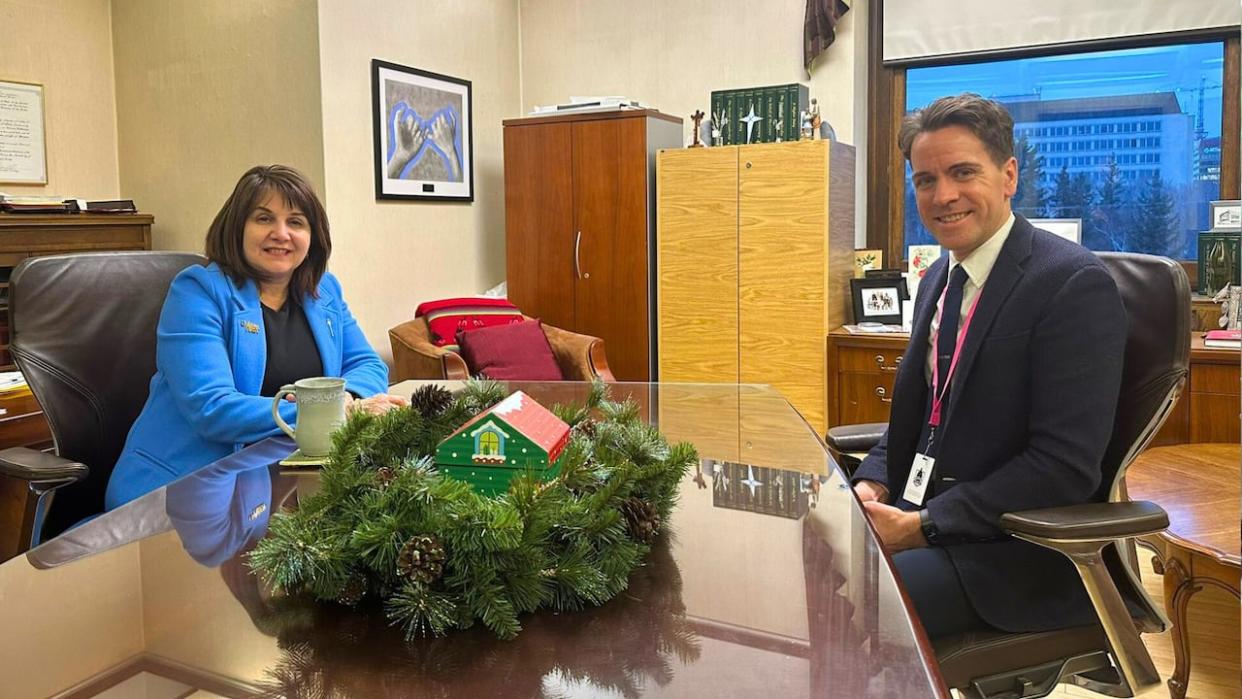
(854, 215, 1127, 633)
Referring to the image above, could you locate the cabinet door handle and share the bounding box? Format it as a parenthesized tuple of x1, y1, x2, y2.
(875, 386, 892, 403)
(574, 231, 586, 279)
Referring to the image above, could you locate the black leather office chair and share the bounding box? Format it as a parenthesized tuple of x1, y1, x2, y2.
(0, 252, 206, 556)
(826, 252, 1191, 698)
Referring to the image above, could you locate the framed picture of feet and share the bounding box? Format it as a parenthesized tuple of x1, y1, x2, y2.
(371, 59, 474, 201)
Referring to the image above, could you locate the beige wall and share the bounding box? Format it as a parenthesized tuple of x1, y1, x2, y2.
(0, 0, 119, 198)
(316, 0, 521, 362)
(112, 0, 325, 253)
(518, 0, 858, 147)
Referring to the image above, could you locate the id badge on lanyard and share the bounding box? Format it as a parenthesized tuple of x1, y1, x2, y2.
(901, 281, 982, 506)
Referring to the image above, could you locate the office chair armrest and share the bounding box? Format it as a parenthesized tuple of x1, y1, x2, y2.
(1001, 501, 1168, 542)
(825, 423, 886, 452)
(389, 322, 470, 381)
(0, 447, 88, 483)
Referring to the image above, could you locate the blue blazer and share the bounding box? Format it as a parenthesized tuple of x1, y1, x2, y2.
(854, 216, 1127, 632)
(105, 263, 388, 509)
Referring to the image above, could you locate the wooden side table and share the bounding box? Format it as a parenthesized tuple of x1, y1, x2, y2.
(1126, 443, 1240, 699)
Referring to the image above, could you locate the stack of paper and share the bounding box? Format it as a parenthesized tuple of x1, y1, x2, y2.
(530, 96, 648, 115)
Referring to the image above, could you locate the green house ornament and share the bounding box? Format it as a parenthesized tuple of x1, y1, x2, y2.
(435, 391, 570, 495)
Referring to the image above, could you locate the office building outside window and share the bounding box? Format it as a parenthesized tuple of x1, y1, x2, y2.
(904, 41, 1224, 261)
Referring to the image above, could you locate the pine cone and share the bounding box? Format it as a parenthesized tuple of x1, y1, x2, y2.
(375, 466, 396, 487)
(572, 418, 598, 439)
(397, 535, 447, 584)
(336, 574, 367, 606)
(620, 496, 661, 543)
(410, 384, 454, 418)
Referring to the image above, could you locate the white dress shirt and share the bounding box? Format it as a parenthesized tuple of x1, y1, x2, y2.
(925, 213, 1016, 384)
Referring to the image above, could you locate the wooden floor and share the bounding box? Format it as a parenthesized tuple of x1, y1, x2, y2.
(1054, 553, 1240, 699)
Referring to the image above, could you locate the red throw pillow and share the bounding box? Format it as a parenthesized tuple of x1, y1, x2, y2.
(456, 319, 564, 381)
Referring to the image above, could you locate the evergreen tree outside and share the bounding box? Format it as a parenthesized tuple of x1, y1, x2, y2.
(1012, 134, 1046, 219)
(1086, 158, 1129, 251)
(1048, 165, 1095, 224)
(1131, 174, 1177, 256)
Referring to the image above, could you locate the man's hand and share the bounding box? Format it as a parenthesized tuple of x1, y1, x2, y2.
(861, 501, 927, 552)
(853, 479, 889, 503)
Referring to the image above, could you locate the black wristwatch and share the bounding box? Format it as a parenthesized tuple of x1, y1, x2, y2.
(919, 509, 941, 545)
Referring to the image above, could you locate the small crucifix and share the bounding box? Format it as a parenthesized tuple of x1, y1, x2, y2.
(689, 110, 706, 148)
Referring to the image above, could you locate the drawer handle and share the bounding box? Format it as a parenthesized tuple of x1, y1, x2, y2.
(875, 386, 892, 403)
(875, 354, 902, 373)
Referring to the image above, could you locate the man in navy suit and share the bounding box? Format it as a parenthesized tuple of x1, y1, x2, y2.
(852, 94, 1127, 638)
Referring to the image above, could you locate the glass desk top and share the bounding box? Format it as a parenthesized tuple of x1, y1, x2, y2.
(0, 382, 946, 698)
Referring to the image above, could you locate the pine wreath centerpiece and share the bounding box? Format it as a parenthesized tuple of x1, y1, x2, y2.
(248, 380, 696, 641)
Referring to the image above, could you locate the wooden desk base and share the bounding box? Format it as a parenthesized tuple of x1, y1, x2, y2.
(1128, 444, 1241, 699)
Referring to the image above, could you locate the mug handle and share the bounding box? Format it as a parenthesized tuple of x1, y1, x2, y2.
(272, 384, 297, 440)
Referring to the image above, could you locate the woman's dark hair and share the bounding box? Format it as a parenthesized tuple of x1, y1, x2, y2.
(204, 164, 331, 299)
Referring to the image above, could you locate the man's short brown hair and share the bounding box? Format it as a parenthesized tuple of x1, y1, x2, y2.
(898, 93, 1015, 166)
(204, 164, 331, 300)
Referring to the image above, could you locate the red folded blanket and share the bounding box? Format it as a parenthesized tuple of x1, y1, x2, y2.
(415, 297, 524, 348)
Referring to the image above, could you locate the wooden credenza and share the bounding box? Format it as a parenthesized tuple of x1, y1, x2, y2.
(826, 328, 1241, 445)
(826, 329, 911, 429)
(657, 140, 856, 435)
(0, 212, 153, 449)
(503, 109, 682, 381)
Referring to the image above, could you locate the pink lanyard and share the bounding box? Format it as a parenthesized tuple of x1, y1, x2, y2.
(929, 271, 983, 428)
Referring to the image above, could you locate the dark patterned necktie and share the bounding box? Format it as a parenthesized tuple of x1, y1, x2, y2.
(936, 264, 970, 389)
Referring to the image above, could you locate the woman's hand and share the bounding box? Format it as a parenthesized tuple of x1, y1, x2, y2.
(346, 393, 411, 416)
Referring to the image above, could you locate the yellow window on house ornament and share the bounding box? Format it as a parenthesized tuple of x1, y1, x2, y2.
(479, 431, 500, 456)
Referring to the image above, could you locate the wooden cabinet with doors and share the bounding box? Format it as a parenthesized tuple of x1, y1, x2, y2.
(503, 109, 682, 381)
(657, 139, 855, 434)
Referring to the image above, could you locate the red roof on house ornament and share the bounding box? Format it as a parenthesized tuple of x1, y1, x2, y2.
(451, 391, 571, 462)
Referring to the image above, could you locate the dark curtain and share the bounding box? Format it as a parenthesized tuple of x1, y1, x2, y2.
(804, 0, 851, 70)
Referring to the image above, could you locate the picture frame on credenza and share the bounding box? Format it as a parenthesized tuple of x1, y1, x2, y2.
(850, 277, 909, 326)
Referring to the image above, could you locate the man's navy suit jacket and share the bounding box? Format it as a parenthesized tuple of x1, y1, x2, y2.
(854, 215, 1127, 632)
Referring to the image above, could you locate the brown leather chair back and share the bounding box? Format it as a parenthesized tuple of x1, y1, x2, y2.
(9, 252, 207, 538)
(1095, 252, 1191, 501)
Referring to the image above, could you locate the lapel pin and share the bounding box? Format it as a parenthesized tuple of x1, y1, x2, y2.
(242, 320, 260, 334)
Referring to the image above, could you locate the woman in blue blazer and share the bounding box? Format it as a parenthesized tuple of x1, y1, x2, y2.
(106, 165, 405, 509)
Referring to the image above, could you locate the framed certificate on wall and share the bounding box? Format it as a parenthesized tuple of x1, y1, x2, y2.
(0, 79, 47, 185)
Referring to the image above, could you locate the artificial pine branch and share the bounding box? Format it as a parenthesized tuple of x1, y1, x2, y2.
(248, 378, 695, 641)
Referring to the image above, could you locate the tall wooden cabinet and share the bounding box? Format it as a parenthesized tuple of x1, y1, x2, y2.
(657, 139, 855, 434)
(503, 109, 681, 381)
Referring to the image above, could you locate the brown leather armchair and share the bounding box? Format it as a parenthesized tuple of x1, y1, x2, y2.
(826, 252, 1191, 698)
(0, 252, 207, 561)
(388, 316, 616, 383)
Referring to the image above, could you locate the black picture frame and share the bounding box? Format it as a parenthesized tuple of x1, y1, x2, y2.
(371, 59, 474, 202)
(850, 277, 909, 325)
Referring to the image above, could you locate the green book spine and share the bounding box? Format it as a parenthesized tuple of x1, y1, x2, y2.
(710, 91, 724, 145)
(760, 89, 770, 142)
(724, 91, 736, 146)
(740, 90, 750, 145)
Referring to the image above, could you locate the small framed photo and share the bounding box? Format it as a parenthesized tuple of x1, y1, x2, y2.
(371, 59, 473, 202)
(1028, 218, 1082, 244)
(1209, 200, 1241, 231)
(854, 249, 882, 278)
(850, 277, 909, 326)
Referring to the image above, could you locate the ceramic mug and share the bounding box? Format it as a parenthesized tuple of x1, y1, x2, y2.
(271, 376, 347, 457)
